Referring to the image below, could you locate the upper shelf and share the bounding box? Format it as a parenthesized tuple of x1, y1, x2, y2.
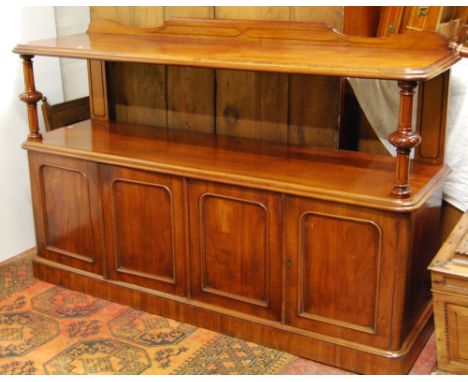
(13, 18, 461, 81)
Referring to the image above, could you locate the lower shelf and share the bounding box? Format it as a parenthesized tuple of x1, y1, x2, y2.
(22, 119, 447, 212)
(34, 257, 434, 375)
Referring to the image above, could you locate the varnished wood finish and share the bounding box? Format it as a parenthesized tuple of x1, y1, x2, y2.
(188, 181, 282, 321)
(33, 257, 434, 375)
(19, 55, 42, 141)
(22, 120, 448, 213)
(87, 60, 108, 120)
(13, 18, 460, 80)
(388, 81, 421, 198)
(415, 70, 450, 165)
(100, 165, 187, 296)
(28, 152, 104, 275)
(23, 119, 447, 373)
(41, 96, 90, 131)
(430, 213, 468, 374)
(16, 12, 463, 375)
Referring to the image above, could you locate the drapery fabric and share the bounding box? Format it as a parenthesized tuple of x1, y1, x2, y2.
(349, 59, 468, 211)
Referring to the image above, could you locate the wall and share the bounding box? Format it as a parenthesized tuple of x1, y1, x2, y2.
(0, 6, 63, 261)
(54, 6, 90, 100)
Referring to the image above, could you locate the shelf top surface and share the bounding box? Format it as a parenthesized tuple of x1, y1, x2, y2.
(23, 119, 447, 212)
(13, 18, 461, 80)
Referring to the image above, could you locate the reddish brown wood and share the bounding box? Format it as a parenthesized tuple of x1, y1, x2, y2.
(388, 81, 421, 198)
(28, 152, 104, 275)
(188, 181, 282, 321)
(14, 16, 464, 374)
(19, 55, 43, 141)
(13, 18, 461, 81)
(22, 120, 448, 212)
(415, 71, 450, 165)
(100, 165, 188, 296)
(87, 60, 109, 120)
(33, 258, 434, 375)
(41, 96, 90, 131)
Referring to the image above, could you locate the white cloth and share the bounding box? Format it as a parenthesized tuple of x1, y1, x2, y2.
(348, 60, 468, 211)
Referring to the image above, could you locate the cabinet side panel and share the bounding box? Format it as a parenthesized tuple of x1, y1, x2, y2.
(403, 187, 443, 338)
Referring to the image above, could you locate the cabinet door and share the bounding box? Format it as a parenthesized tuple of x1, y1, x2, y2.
(100, 165, 186, 296)
(188, 181, 282, 321)
(284, 196, 398, 348)
(28, 152, 104, 274)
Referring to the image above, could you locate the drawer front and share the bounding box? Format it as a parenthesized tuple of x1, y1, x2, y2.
(28, 152, 104, 274)
(100, 165, 187, 296)
(284, 196, 400, 348)
(188, 180, 282, 321)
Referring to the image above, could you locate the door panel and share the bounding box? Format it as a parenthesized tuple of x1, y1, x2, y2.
(188, 181, 282, 321)
(100, 165, 186, 295)
(28, 152, 104, 274)
(285, 196, 398, 348)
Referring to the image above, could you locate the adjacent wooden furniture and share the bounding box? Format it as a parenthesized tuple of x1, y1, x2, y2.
(429, 212, 468, 374)
(14, 18, 466, 374)
(41, 96, 90, 131)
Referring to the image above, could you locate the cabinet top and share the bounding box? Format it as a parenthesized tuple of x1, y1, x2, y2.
(13, 18, 461, 81)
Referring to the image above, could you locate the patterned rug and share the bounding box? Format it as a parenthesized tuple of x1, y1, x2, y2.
(0, 249, 439, 375)
(0, 249, 294, 375)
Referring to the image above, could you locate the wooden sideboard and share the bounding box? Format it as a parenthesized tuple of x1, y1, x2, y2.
(13, 18, 466, 374)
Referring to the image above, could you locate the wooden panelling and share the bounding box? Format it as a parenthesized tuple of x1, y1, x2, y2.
(288, 75, 339, 147)
(298, 212, 381, 332)
(165, 6, 215, 133)
(216, 70, 288, 142)
(415, 70, 450, 164)
(87, 60, 108, 120)
(106, 62, 167, 127)
(42, 166, 93, 258)
(284, 196, 401, 348)
(447, 303, 468, 364)
(343, 6, 381, 36)
(188, 181, 282, 321)
(34, 259, 434, 375)
(92, 6, 341, 142)
(41, 96, 90, 131)
(214, 6, 289, 20)
(28, 152, 104, 275)
(100, 165, 186, 295)
(288, 7, 342, 147)
(214, 7, 289, 143)
(91, 6, 164, 28)
(430, 212, 468, 374)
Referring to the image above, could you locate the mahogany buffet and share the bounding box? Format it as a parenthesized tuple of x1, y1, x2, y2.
(13, 19, 466, 374)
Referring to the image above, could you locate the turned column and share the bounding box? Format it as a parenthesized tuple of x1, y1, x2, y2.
(19, 55, 43, 141)
(388, 81, 421, 198)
